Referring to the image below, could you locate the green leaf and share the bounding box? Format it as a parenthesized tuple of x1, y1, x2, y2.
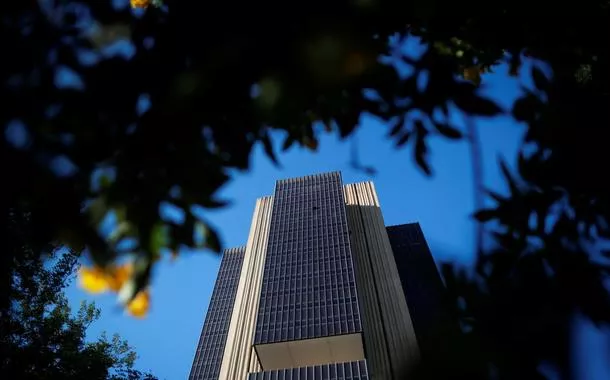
(88, 197, 108, 227)
(114, 205, 127, 222)
(99, 174, 113, 190)
(149, 223, 168, 256)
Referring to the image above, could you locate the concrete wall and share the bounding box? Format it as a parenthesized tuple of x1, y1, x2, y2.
(344, 182, 420, 379)
(218, 196, 273, 379)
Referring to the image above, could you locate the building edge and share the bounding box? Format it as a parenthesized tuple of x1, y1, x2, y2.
(218, 196, 274, 379)
(188, 246, 246, 380)
(343, 182, 421, 379)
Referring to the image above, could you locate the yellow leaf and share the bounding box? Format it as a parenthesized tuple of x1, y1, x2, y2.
(463, 66, 482, 86)
(131, 0, 150, 8)
(127, 290, 150, 318)
(107, 263, 133, 292)
(79, 266, 109, 294)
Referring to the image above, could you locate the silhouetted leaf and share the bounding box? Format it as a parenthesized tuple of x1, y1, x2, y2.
(389, 116, 405, 137)
(414, 121, 431, 175)
(205, 226, 222, 253)
(396, 131, 411, 146)
(486, 189, 505, 203)
(200, 198, 230, 209)
(454, 94, 502, 116)
(474, 209, 497, 222)
(499, 159, 519, 196)
(434, 122, 463, 139)
(531, 66, 549, 91)
(261, 130, 280, 166)
(302, 136, 319, 151)
(512, 93, 541, 122)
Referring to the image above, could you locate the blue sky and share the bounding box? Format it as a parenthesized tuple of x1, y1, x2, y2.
(57, 31, 610, 380)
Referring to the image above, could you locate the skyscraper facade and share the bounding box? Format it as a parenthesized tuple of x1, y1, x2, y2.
(189, 172, 449, 380)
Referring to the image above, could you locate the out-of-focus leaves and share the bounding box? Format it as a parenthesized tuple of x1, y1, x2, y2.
(434, 122, 463, 139)
(204, 226, 222, 253)
(454, 93, 503, 117)
(463, 66, 482, 86)
(413, 120, 431, 175)
(513, 92, 542, 123)
(473, 209, 497, 222)
(3, 10, 610, 380)
(79, 266, 109, 294)
(396, 131, 411, 146)
(4, 0, 523, 304)
(149, 223, 167, 257)
(531, 66, 549, 91)
(126, 289, 150, 318)
(302, 136, 319, 151)
(389, 116, 405, 137)
(498, 159, 520, 196)
(261, 130, 280, 166)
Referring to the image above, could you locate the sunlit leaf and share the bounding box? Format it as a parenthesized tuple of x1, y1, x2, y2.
(131, 0, 151, 9)
(107, 263, 134, 292)
(79, 266, 109, 294)
(126, 289, 150, 318)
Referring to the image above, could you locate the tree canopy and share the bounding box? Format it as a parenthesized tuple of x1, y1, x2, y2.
(3, 1, 610, 378)
(1, 211, 156, 379)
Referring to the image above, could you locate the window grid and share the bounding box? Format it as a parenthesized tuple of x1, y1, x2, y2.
(188, 247, 245, 380)
(247, 360, 369, 380)
(254, 172, 362, 345)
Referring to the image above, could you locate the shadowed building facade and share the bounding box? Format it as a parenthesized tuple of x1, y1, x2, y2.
(189, 172, 450, 380)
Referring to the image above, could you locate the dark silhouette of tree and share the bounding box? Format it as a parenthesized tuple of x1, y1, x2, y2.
(1, 210, 157, 380)
(3, 1, 609, 378)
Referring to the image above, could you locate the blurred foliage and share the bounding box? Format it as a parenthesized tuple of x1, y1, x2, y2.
(0, 211, 157, 379)
(2, 0, 610, 378)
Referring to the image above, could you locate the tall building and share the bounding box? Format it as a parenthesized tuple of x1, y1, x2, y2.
(189, 172, 450, 380)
